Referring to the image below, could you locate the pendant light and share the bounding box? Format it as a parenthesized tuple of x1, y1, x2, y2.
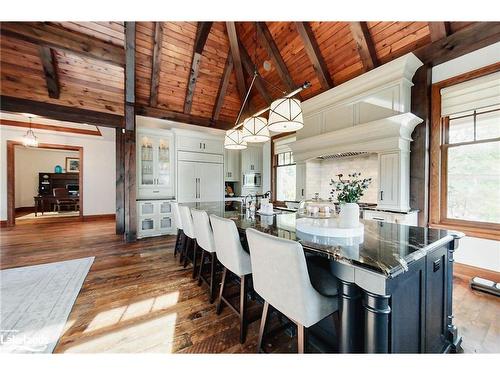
(224, 129, 247, 150)
(267, 97, 304, 132)
(23, 117, 39, 148)
(242, 115, 270, 142)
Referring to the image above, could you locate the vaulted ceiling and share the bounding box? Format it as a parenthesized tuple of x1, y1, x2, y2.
(1, 21, 498, 129)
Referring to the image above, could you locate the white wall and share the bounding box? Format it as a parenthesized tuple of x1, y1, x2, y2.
(432, 45, 500, 273)
(14, 148, 79, 208)
(0, 125, 116, 218)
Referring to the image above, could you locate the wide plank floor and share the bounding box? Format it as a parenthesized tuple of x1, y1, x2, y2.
(1, 218, 498, 353)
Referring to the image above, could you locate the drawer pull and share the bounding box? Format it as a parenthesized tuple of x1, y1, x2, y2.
(372, 217, 385, 221)
(153, 190, 160, 193)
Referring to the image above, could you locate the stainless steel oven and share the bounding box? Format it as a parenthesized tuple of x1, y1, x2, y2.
(243, 173, 262, 187)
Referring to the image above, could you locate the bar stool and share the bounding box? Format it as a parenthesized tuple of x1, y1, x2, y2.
(246, 228, 339, 353)
(209, 214, 253, 343)
(178, 205, 198, 279)
(191, 209, 218, 303)
(171, 202, 184, 259)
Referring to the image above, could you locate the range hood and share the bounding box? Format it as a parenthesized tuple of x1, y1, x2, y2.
(290, 112, 422, 162)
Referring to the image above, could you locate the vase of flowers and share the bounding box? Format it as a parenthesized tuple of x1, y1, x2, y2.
(330, 172, 372, 228)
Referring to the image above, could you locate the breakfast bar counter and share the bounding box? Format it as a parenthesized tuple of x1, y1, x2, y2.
(181, 201, 464, 353)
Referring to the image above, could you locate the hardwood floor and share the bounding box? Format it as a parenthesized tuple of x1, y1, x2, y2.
(1, 218, 498, 353)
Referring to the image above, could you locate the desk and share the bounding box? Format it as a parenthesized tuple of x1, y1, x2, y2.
(180, 201, 464, 353)
(34, 195, 79, 216)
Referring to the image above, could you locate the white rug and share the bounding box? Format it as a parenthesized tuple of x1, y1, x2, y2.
(0, 257, 94, 353)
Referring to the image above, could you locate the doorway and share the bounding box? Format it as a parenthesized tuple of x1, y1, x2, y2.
(6, 141, 83, 226)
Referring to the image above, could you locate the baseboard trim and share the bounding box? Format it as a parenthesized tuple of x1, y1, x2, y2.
(0, 220, 8, 228)
(15, 206, 35, 213)
(83, 214, 116, 221)
(454, 262, 500, 283)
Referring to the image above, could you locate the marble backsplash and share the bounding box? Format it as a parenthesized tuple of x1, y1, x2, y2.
(305, 153, 379, 203)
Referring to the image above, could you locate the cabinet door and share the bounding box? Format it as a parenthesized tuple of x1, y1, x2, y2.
(198, 163, 223, 202)
(139, 217, 156, 236)
(296, 162, 306, 200)
(139, 201, 155, 216)
(138, 136, 155, 187)
(379, 153, 399, 207)
(155, 136, 172, 190)
(177, 161, 197, 203)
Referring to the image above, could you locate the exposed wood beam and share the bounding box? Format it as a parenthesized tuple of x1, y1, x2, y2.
(225, 22, 247, 103)
(428, 22, 448, 42)
(149, 22, 164, 107)
(0, 119, 102, 136)
(414, 22, 500, 66)
(349, 22, 378, 72)
(1, 22, 125, 66)
(39, 46, 60, 99)
(212, 52, 233, 121)
(184, 22, 213, 114)
(239, 42, 272, 105)
(295, 22, 334, 90)
(0, 96, 123, 127)
(123, 22, 137, 242)
(138, 105, 233, 130)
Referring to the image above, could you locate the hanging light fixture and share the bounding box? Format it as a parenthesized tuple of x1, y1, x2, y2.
(224, 129, 247, 150)
(242, 115, 270, 142)
(23, 117, 39, 148)
(267, 97, 304, 132)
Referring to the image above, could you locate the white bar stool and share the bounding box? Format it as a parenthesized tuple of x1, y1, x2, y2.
(246, 228, 339, 353)
(191, 209, 218, 303)
(171, 202, 184, 259)
(178, 205, 199, 279)
(210, 214, 253, 343)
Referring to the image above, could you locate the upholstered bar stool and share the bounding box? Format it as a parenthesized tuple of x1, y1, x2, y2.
(246, 228, 339, 353)
(178, 205, 199, 279)
(171, 202, 185, 259)
(191, 209, 218, 303)
(210, 214, 253, 343)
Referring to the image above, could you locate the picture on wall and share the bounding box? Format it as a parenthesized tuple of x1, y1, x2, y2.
(66, 157, 80, 172)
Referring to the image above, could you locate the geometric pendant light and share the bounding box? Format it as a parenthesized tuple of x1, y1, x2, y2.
(224, 129, 247, 150)
(267, 97, 304, 132)
(242, 116, 270, 142)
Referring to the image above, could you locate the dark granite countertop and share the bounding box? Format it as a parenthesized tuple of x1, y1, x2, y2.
(181, 201, 461, 277)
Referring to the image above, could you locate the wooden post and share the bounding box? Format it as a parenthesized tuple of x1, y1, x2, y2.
(123, 21, 137, 242)
(115, 128, 125, 235)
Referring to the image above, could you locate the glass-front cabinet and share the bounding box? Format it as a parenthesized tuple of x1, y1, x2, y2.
(137, 129, 174, 198)
(137, 200, 176, 238)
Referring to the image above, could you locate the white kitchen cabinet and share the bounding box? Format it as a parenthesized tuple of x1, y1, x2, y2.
(241, 145, 262, 173)
(224, 149, 240, 181)
(177, 158, 224, 203)
(137, 199, 176, 238)
(177, 135, 223, 154)
(363, 210, 418, 226)
(137, 130, 174, 199)
(296, 161, 306, 200)
(377, 151, 410, 212)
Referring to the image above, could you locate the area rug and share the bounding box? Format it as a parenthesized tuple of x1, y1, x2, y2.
(0, 257, 94, 353)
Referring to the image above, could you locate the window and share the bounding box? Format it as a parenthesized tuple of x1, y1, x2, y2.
(275, 151, 296, 201)
(441, 106, 500, 226)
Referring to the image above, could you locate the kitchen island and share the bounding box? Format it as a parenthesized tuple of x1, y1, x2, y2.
(181, 201, 464, 353)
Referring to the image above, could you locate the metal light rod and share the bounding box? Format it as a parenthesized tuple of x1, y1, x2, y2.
(231, 81, 311, 131)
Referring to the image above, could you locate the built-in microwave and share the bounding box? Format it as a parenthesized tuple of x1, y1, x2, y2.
(243, 173, 262, 187)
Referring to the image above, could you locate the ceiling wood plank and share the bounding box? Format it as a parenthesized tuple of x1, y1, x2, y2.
(294, 22, 334, 90)
(414, 22, 500, 66)
(225, 22, 247, 103)
(0, 96, 123, 127)
(38, 46, 60, 99)
(137, 105, 233, 130)
(428, 22, 448, 42)
(149, 22, 164, 107)
(212, 52, 233, 122)
(349, 22, 378, 72)
(184, 22, 213, 114)
(239, 42, 273, 105)
(256, 22, 296, 93)
(1, 22, 125, 66)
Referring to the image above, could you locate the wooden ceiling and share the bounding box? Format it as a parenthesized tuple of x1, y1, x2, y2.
(1, 21, 498, 129)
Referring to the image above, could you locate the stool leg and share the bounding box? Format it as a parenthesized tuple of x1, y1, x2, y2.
(209, 253, 217, 304)
(257, 301, 269, 353)
(192, 241, 198, 279)
(197, 249, 206, 286)
(297, 324, 307, 354)
(216, 267, 227, 315)
(239, 275, 248, 344)
(183, 238, 191, 268)
(174, 229, 180, 257)
(180, 234, 186, 265)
